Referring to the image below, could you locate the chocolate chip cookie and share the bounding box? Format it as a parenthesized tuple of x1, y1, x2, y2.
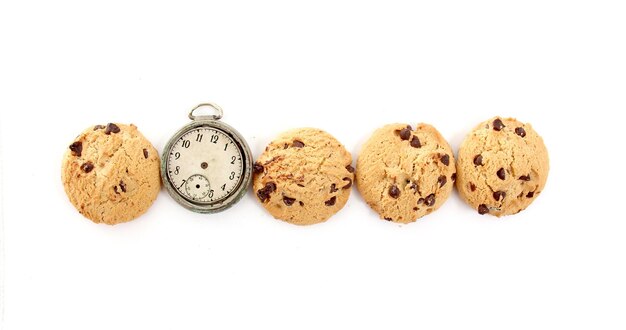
(456, 117, 549, 216)
(253, 128, 354, 225)
(356, 123, 456, 224)
(61, 123, 161, 225)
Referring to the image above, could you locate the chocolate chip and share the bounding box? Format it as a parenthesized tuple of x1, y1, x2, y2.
(389, 185, 400, 199)
(438, 175, 447, 188)
(410, 136, 421, 148)
(413, 207, 418, 211)
(256, 182, 277, 203)
(399, 128, 411, 140)
(257, 190, 270, 202)
(440, 154, 450, 166)
(417, 198, 425, 204)
(384, 217, 393, 221)
(346, 165, 355, 173)
(283, 196, 296, 206)
(104, 123, 120, 135)
(410, 182, 418, 193)
(325, 196, 337, 206)
(69, 141, 83, 157)
(515, 127, 526, 137)
(292, 140, 305, 148)
(492, 119, 505, 131)
(330, 184, 338, 193)
(113, 186, 119, 194)
(342, 177, 352, 189)
(80, 161, 94, 173)
(143, 149, 149, 159)
(299, 201, 304, 206)
(451, 173, 457, 182)
(93, 125, 105, 131)
(519, 175, 531, 181)
(470, 183, 476, 192)
(493, 191, 506, 201)
(497, 168, 506, 180)
(473, 155, 483, 166)
(526, 191, 535, 198)
(478, 204, 489, 215)
(253, 162, 264, 174)
(424, 194, 436, 207)
(119, 180, 127, 193)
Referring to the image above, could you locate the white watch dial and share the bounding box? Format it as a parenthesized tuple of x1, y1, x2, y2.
(166, 127, 244, 203)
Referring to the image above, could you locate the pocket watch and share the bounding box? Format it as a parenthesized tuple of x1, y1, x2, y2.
(161, 103, 252, 213)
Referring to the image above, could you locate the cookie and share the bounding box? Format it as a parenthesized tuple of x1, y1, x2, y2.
(253, 128, 354, 225)
(456, 117, 549, 217)
(356, 123, 456, 224)
(61, 123, 161, 225)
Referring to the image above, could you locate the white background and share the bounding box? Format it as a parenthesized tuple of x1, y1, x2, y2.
(1, 1, 625, 329)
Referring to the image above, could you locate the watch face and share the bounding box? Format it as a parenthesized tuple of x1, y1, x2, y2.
(165, 126, 244, 204)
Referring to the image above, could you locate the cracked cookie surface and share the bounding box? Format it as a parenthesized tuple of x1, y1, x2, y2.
(253, 128, 354, 225)
(61, 123, 161, 225)
(356, 123, 456, 224)
(456, 117, 549, 217)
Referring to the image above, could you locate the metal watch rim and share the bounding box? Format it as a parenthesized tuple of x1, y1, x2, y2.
(161, 119, 252, 214)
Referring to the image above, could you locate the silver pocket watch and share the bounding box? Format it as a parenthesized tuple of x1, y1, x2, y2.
(161, 103, 252, 213)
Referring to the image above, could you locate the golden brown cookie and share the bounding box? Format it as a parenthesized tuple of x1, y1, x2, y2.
(356, 123, 456, 224)
(253, 128, 354, 225)
(61, 123, 161, 225)
(456, 117, 549, 217)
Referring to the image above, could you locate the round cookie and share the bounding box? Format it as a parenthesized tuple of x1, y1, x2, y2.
(61, 123, 161, 225)
(356, 123, 456, 224)
(253, 128, 354, 225)
(456, 117, 549, 217)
